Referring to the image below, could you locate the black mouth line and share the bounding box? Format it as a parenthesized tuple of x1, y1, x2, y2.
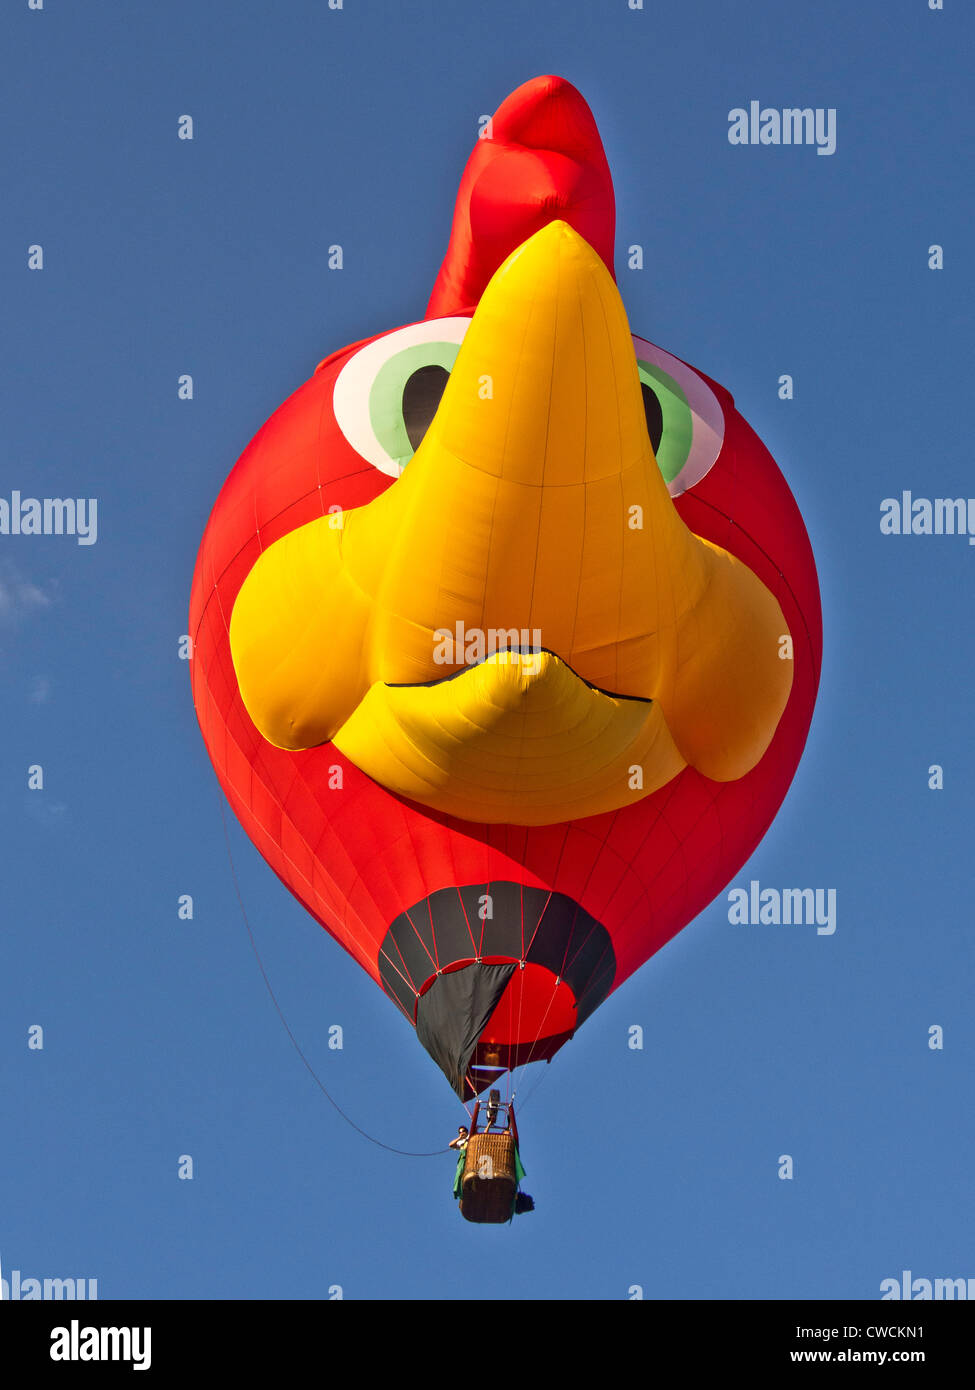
(383, 645, 654, 706)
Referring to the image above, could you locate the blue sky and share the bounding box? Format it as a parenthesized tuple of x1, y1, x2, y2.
(1, 0, 972, 1300)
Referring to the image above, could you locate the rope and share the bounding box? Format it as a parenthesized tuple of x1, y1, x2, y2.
(217, 796, 450, 1158)
(509, 1054, 554, 1114)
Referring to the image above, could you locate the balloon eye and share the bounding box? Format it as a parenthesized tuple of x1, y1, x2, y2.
(332, 317, 470, 479)
(402, 364, 451, 452)
(636, 359, 693, 487)
(632, 335, 725, 497)
(640, 381, 664, 456)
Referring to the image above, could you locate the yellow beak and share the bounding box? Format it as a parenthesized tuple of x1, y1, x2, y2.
(229, 222, 792, 824)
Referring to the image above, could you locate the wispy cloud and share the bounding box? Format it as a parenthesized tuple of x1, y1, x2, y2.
(29, 674, 51, 704)
(25, 797, 69, 827)
(0, 560, 54, 626)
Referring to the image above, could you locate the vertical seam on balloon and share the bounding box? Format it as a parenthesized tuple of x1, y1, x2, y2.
(563, 914, 613, 1011)
(593, 262, 627, 693)
(519, 951, 566, 1073)
(316, 382, 329, 518)
(561, 809, 619, 921)
(378, 934, 413, 993)
(203, 582, 384, 975)
(393, 793, 439, 964)
(564, 277, 587, 665)
(676, 488, 817, 667)
(455, 884, 479, 959)
(576, 936, 616, 1014)
(323, 820, 413, 976)
(426, 895, 440, 971)
(482, 258, 540, 636)
(189, 469, 376, 645)
(215, 731, 375, 979)
(636, 782, 721, 919)
(504, 951, 515, 1105)
(444, 809, 469, 953)
(522, 888, 554, 961)
(512, 884, 528, 1075)
(560, 903, 594, 982)
(557, 896, 585, 987)
(545, 822, 574, 903)
(377, 938, 417, 1017)
(522, 242, 559, 637)
(402, 903, 437, 977)
(286, 753, 383, 950)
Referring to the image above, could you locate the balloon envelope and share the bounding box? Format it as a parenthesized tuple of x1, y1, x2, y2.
(189, 77, 821, 1099)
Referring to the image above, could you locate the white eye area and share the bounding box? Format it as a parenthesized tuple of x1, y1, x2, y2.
(631, 335, 725, 497)
(332, 319, 723, 494)
(333, 317, 472, 478)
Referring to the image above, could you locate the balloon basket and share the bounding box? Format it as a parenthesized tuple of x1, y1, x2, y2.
(458, 1132, 518, 1224)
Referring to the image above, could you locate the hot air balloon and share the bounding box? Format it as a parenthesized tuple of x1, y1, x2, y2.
(189, 77, 821, 1216)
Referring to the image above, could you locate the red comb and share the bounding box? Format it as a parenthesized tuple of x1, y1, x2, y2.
(426, 75, 616, 319)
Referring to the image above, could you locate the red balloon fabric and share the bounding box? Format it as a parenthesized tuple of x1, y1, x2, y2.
(189, 76, 821, 1099)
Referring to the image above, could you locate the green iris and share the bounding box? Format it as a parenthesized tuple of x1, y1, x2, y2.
(369, 342, 461, 471)
(637, 359, 693, 486)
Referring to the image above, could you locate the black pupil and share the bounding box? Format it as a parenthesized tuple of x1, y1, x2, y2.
(403, 366, 663, 458)
(402, 365, 451, 452)
(641, 382, 664, 455)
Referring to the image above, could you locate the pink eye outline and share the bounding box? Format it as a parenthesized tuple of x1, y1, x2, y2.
(333, 317, 472, 478)
(631, 334, 724, 497)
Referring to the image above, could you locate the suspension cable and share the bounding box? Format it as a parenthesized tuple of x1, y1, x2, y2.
(217, 796, 450, 1158)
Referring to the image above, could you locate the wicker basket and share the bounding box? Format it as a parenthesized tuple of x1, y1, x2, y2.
(459, 1132, 517, 1224)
